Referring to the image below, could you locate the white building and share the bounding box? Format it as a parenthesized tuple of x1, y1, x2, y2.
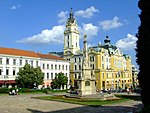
(0, 47, 70, 88)
(37, 53, 70, 88)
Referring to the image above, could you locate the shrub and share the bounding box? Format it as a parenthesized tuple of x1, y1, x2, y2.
(0, 87, 9, 93)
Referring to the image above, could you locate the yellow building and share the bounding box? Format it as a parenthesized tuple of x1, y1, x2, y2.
(89, 35, 132, 90)
(63, 8, 133, 91)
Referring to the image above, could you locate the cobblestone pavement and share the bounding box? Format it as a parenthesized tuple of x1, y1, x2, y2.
(0, 94, 143, 113)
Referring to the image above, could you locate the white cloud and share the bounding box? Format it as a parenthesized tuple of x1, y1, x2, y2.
(57, 11, 68, 24)
(10, 6, 16, 10)
(79, 23, 99, 40)
(10, 4, 21, 10)
(99, 16, 123, 30)
(88, 43, 96, 48)
(115, 34, 137, 50)
(16, 25, 65, 45)
(75, 6, 99, 18)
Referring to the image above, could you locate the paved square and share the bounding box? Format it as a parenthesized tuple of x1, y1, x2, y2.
(0, 94, 143, 113)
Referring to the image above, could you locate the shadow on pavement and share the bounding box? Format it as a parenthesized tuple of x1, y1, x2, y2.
(27, 103, 143, 113)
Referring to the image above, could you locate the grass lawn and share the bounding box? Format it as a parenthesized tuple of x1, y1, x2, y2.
(32, 94, 141, 107)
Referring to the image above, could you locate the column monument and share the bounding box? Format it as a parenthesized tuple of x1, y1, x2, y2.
(77, 34, 96, 95)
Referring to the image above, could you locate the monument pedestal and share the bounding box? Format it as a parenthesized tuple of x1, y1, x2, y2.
(78, 78, 96, 96)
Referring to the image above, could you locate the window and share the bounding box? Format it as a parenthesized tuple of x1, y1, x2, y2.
(90, 56, 94, 62)
(51, 64, 53, 69)
(78, 73, 81, 79)
(79, 65, 81, 70)
(59, 65, 61, 70)
(36, 61, 38, 67)
(55, 73, 57, 78)
(68, 35, 69, 47)
(51, 73, 53, 79)
(92, 64, 94, 69)
(6, 69, 9, 75)
(25, 60, 28, 64)
(31, 61, 33, 66)
(55, 65, 57, 69)
(0, 58, 2, 64)
(20, 60, 22, 65)
(102, 81, 105, 88)
(102, 64, 104, 69)
(75, 65, 77, 70)
(13, 69, 15, 75)
(6, 58, 9, 65)
(116, 73, 118, 78)
(102, 73, 104, 78)
(74, 58, 76, 63)
(13, 59, 16, 65)
(66, 65, 68, 70)
(62, 65, 64, 70)
(75, 74, 77, 79)
(79, 57, 81, 62)
(47, 64, 49, 69)
(43, 64, 45, 69)
(0, 69, 2, 75)
(47, 73, 49, 79)
(107, 73, 108, 78)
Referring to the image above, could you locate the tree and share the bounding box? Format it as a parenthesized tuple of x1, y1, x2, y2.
(136, 0, 150, 107)
(16, 64, 44, 88)
(51, 72, 68, 89)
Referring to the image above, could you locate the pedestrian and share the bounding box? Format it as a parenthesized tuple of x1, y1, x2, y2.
(16, 88, 19, 95)
(12, 89, 16, 95)
(9, 90, 12, 95)
(127, 88, 129, 94)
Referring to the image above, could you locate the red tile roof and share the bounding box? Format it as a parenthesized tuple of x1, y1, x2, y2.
(0, 47, 38, 58)
(0, 47, 66, 61)
(37, 53, 66, 61)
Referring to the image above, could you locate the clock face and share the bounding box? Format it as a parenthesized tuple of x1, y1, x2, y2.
(65, 51, 72, 55)
(67, 51, 71, 55)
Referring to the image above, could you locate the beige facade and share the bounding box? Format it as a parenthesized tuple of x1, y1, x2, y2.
(63, 8, 134, 91)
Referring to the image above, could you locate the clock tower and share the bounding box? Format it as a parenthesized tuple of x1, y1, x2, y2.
(63, 8, 80, 56)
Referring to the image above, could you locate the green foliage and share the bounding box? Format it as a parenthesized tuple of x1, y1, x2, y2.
(51, 72, 68, 89)
(136, 0, 150, 106)
(18, 88, 48, 94)
(0, 87, 9, 93)
(16, 64, 44, 88)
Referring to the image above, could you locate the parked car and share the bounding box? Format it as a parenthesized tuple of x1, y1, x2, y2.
(101, 89, 107, 93)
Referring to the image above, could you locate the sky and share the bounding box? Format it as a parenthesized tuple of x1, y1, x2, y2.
(0, 0, 140, 68)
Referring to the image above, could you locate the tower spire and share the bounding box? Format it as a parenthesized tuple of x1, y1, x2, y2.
(70, 7, 74, 19)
